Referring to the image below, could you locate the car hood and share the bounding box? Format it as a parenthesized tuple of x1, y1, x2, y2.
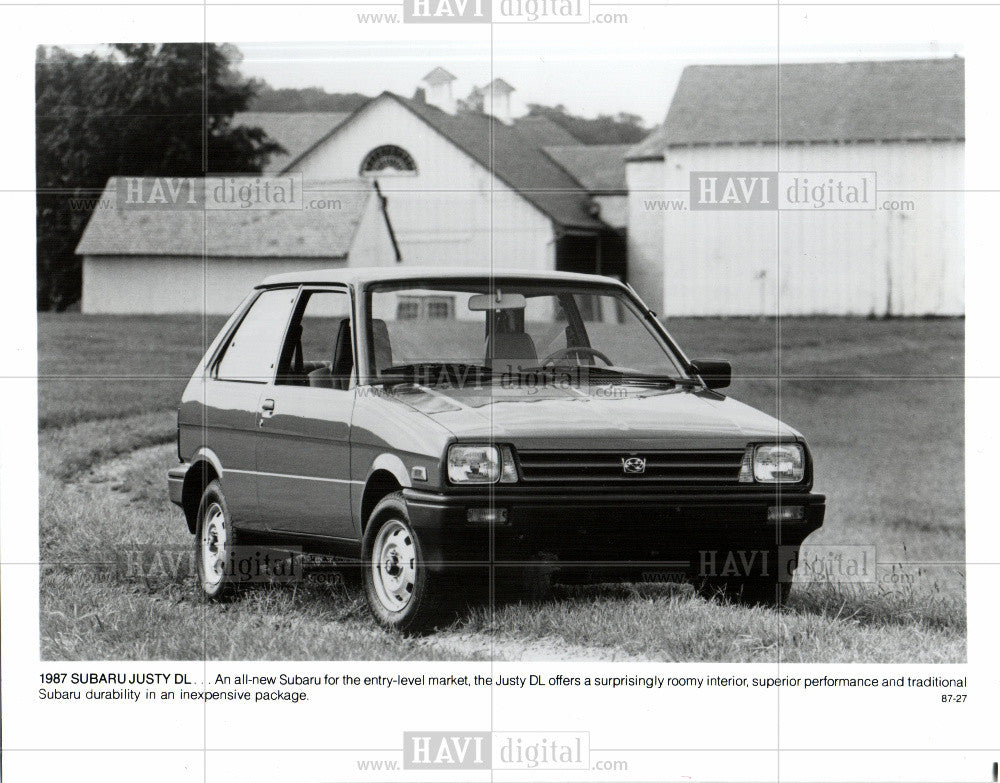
(385, 383, 800, 450)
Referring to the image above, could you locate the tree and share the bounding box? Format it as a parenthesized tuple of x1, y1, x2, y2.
(248, 85, 370, 113)
(35, 43, 282, 309)
(523, 103, 647, 145)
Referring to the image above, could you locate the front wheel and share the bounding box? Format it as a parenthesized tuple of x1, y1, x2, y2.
(362, 492, 448, 632)
(195, 480, 238, 600)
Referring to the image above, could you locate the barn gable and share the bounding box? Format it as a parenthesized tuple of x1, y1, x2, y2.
(286, 91, 607, 232)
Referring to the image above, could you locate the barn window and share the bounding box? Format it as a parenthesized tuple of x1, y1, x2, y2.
(396, 295, 454, 320)
(360, 145, 417, 176)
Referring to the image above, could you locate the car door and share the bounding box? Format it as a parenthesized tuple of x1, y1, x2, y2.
(207, 286, 300, 529)
(255, 287, 357, 541)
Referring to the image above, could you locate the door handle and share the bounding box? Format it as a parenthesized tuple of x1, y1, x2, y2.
(260, 399, 276, 422)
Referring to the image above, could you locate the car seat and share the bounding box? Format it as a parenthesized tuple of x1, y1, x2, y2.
(486, 331, 537, 373)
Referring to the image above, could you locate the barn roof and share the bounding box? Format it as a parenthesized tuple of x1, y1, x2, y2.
(234, 111, 350, 172)
(397, 95, 605, 230)
(76, 178, 373, 258)
(543, 144, 630, 192)
(511, 116, 581, 147)
(629, 57, 965, 158)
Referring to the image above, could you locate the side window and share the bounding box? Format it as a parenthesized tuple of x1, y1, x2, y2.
(276, 290, 353, 391)
(216, 289, 297, 383)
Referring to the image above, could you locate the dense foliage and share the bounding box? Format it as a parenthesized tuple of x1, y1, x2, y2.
(36, 44, 280, 309)
(523, 103, 647, 145)
(247, 85, 371, 113)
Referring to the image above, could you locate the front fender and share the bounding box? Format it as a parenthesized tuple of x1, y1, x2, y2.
(368, 453, 412, 488)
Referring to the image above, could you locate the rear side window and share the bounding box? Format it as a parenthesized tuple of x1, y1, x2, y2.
(216, 288, 297, 382)
(275, 289, 354, 389)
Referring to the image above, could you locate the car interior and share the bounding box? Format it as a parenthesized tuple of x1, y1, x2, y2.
(278, 312, 395, 391)
(485, 309, 539, 373)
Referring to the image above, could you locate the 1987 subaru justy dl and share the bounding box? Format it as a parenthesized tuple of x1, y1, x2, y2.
(169, 268, 825, 631)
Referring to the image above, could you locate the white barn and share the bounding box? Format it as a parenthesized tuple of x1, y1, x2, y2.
(279, 81, 623, 280)
(77, 178, 396, 314)
(626, 58, 964, 316)
(77, 69, 627, 313)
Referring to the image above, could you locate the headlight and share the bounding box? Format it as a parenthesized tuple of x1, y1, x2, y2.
(448, 445, 500, 484)
(753, 443, 805, 483)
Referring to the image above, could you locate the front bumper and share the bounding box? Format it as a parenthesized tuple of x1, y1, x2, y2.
(403, 487, 825, 575)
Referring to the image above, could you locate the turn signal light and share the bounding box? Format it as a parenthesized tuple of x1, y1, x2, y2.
(467, 508, 509, 525)
(767, 505, 805, 523)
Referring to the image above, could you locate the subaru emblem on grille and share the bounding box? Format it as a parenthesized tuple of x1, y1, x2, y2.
(622, 456, 646, 474)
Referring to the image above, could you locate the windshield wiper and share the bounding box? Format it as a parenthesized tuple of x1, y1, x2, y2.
(591, 367, 704, 387)
(515, 364, 702, 388)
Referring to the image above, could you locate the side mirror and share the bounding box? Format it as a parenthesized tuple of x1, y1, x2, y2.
(690, 359, 731, 390)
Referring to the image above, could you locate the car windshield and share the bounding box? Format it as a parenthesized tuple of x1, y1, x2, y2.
(364, 279, 688, 384)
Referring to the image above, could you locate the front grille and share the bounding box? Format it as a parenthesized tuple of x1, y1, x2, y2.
(515, 448, 746, 486)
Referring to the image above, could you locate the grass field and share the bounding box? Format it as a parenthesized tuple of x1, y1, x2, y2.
(37, 313, 965, 661)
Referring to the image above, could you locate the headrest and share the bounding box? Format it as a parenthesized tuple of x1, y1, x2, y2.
(372, 318, 393, 370)
(333, 318, 353, 375)
(487, 332, 537, 369)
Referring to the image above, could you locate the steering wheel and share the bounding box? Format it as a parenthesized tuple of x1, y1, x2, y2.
(540, 346, 613, 367)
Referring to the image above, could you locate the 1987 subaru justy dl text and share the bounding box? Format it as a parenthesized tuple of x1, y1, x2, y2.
(169, 267, 825, 630)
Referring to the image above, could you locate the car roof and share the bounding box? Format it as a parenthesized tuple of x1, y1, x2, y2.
(256, 265, 627, 288)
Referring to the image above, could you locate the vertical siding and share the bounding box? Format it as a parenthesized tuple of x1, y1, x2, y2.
(84, 256, 343, 314)
(625, 160, 667, 312)
(291, 97, 556, 276)
(644, 141, 963, 316)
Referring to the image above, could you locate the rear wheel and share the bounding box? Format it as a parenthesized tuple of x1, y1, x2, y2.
(362, 492, 448, 632)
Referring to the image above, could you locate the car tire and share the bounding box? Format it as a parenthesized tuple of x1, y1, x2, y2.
(362, 492, 448, 633)
(194, 480, 239, 601)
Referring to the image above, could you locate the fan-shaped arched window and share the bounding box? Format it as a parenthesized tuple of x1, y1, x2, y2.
(360, 145, 417, 176)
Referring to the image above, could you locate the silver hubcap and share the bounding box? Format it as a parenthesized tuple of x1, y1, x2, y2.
(371, 519, 417, 612)
(200, 503, 228, 588)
